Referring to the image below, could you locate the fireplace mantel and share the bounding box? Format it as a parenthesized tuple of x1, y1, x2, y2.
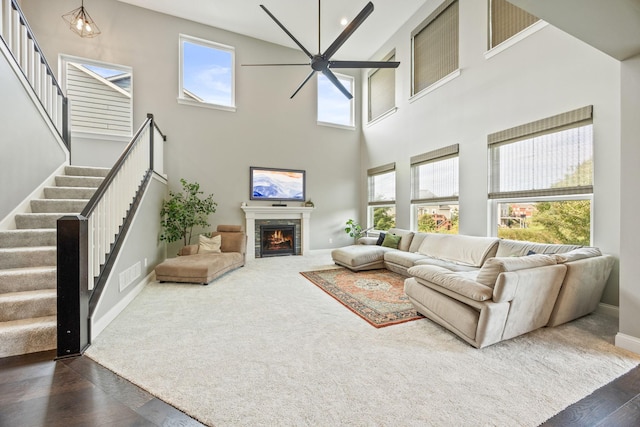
(241, 205, 314, 260)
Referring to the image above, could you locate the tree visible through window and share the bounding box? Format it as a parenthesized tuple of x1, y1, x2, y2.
(179, 34, 235, 110)
(368, 163, 396, 231)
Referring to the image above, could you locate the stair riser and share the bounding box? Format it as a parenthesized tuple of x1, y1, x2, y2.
(0, 295, 56, 322)
(0, 249, 56, 269)
(0, 269, 56, 293)
(0, 230, 56, 248)
(65, 165, 110, 177)
(31, 199, 87, 213)
(0, 317, 56, 358)
(55, 176, 103, 188)
(16, 214, 63, 229)
(45, 187, 97, 199)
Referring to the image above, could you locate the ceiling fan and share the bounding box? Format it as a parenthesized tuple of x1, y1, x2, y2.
(243, 0, 400, 99)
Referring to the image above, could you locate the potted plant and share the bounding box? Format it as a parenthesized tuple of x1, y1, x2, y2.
(160, 178, 217, 247)
(344, 219, 366, 242)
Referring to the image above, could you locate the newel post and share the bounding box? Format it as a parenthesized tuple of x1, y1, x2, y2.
(56, 215, 89, 358)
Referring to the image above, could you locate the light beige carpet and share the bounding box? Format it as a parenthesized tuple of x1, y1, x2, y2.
(86, 250, 640, 427)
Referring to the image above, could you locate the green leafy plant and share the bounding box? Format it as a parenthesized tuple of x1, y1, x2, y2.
(344, 219, 366, 241)
(160, 178, 217, 246)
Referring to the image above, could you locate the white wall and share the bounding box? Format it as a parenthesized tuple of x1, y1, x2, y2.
(361, 0, 622, 305)
(617, 53, 640, 352)
(22, 0, 362, 252)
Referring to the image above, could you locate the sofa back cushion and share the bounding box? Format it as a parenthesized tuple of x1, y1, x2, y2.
(495, 239, 581, 257)
(553, 247, 601, 263)
(387, 228, 415, 252)
(409, 233, 428, 253)
(209, 230, 246, 254)
(417, 234, 499, 267)
(476, 254, 557, 288)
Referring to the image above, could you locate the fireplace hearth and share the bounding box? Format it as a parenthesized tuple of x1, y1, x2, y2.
(260, 225, 296, 257)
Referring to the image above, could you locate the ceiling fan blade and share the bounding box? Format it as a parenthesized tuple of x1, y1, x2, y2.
(242, 63, 310, 67)
(322, 1, 374, 60)
(322, 69, 353, 100)
(290, 70, 316, 99)
(260, 5, 314, 59)
(329, 60, 400, 69)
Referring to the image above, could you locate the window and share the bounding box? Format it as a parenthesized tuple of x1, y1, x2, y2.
(489, 0, 540, 49)
(179, 34, 235, 111)
(368, 52, 396, 123)
(412, 0, 458, 96)
(411, 144, 459, 233)
(368, 163, 396, 231)
(62, 55, 132, 138)
(317, 73, 355, 128)
(488, 106, 594, 245)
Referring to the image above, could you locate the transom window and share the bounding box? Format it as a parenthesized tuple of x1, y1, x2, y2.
(412, 0, 459, 96)
(317, 73, 355, 128)
(411, 144, 459, 233)
(488, 106, 594, 245)
(368, 163, 396, 231)
(178, 34, 235, 111)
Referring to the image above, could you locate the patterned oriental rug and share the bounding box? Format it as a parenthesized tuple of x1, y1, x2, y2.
(300, 267, 424, 327)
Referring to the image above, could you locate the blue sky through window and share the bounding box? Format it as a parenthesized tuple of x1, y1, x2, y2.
(182, 40, 233, 106)
(317, 73, 353, 126)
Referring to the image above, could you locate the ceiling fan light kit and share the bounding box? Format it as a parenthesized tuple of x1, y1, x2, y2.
(244, 1, 400, 99)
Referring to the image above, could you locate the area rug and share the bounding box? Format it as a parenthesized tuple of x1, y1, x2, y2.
(300, 267, 423, 327)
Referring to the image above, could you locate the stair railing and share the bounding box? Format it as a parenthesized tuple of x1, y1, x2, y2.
(57, 114, 166, 358)
(0, 0, 69, 147)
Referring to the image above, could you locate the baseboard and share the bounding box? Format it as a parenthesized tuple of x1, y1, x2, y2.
(615, 332, 640, 356)
(597, 302, 620, 318)
(90, 271, 154, 341)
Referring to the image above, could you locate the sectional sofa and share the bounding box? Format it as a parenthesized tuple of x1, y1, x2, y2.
(331, 228, 614, 348)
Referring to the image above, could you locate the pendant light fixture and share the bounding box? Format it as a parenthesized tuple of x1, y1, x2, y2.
(62, 0, 101, 38)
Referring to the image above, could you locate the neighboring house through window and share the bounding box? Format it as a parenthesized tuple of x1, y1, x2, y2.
(367, 52, 396, 123)
(488, 106, 594, 245)
(178, 34, 235, 111)
(411, 144, 459, 233)
(317, 73, 355, 128)
(367, 163, 396, 231)
(489, 0, 540, 49)
(412, 0, 459, 97)
(61, 55, 132, 138)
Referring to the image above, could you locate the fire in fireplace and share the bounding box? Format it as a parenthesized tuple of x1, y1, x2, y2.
(260, 225, 296, 257)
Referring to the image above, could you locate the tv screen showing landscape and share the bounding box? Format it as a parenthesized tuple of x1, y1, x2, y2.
(250, 167, 305, 202)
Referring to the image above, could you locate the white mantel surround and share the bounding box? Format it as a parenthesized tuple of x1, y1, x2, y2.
(241, 205, 314, 260)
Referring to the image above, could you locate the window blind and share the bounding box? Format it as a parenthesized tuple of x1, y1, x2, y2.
(412, 0, 458, 95)
(489, 0, 539, 49)
(368, 53, 396, 122)
(368, 163, 396, 205)
(411, 144, 459, 203)
(488, 106, 593, 199)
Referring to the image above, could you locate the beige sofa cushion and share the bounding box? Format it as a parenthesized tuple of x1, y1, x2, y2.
(553, 247, 601, 263)
(417, 234, 499, 267)
(408, 265, 494, 302)
(199, 234, 221, 253)
(495, 239, 581, 257)
(476, 254, 557, 288)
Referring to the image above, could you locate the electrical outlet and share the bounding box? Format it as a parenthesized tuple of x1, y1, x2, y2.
(329, 238, 333, 243)
(144, 258, 148, 267)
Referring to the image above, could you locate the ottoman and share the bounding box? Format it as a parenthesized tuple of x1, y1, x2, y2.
(330, 245, 389, 271)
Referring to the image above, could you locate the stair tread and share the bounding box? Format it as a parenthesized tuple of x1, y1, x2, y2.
(0, 315, 57, 329)
(0, 246, 56, 252)
(0, 266, 57, 275)
(0, 289, 56, 301)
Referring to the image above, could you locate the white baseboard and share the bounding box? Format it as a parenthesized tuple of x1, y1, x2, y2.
(615, 332, 640, 356)
(90, 271, 154, 341)
(597, 302, 620, 318)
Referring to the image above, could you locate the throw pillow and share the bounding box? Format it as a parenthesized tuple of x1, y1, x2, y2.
(381, 233, 401, 249)
(375, 232, 386, 246)
(199, 234, 222, 254)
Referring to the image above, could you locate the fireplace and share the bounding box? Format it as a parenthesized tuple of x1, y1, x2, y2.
(260, 225, 296, 257)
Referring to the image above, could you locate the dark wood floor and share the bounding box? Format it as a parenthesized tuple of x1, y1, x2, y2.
(1, 351, 639, 426)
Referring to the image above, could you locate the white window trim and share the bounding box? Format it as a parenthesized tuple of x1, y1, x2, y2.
(409, 69, 461, 104)
(368, 203, 397, 231)
(485, 20, 548, 60)
(178, 34, 236, 112)
(317, 72, 355, 129)
(366, 107, 398, 127)
(487, 193, 593, 245)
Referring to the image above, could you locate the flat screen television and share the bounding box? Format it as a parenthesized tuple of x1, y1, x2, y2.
(250, 167, 306, 202)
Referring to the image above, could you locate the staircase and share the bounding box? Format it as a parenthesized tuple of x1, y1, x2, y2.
(0, 165, 109, 358)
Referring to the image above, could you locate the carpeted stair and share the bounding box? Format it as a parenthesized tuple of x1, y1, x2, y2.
(0, 165, 109, 358)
